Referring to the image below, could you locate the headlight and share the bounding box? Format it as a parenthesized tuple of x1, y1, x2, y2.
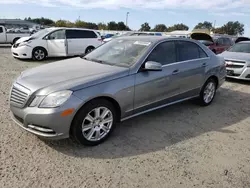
(18, 41, 31, 47)
(39, 90, 72, 108)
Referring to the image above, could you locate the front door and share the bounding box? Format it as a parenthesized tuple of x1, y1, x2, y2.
(0, 27, 6, 43)
(46, 29, 67, 57)
(134, 41, 181, 113)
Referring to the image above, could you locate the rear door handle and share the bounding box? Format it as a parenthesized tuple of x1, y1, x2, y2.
(172, 69, 179, 75)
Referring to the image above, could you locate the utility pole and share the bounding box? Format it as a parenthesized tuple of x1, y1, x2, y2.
(126, 12, 129, 27)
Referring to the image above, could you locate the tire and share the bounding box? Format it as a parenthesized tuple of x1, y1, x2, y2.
(12, 38, 20, 45)
(198, 78, 217, 106)
(85, 46, 95, 54)
(32, 47, 47, 61)
(71, 99, 117, 146)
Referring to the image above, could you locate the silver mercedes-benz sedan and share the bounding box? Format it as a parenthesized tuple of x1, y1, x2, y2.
(220, 41, 250, 80)
(10, 36, 226, 146)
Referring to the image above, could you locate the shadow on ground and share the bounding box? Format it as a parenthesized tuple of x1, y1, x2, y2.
(226, 77, 250, 85)
(44, 87, 250, 159)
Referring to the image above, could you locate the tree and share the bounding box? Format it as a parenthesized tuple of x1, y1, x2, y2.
(98, 22, 108, 30)
(152, 24, 167, 32)
(55, 20, 68, 27)
(107, 21, 118, 30)
(140, 22, 151, 31)
(25, 17, 55, 26)
(117, 22, 130, 31)
(218, 21, 244, 35)
(168, 23, 189, 32)
(194, 21, 213, 30)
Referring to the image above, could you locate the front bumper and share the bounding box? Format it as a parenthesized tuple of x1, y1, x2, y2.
(10, 95, 83, 139)
(226, 67, 250, 80)
(11, 45, 33, 59)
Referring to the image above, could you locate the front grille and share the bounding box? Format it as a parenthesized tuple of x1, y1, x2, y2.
(225, 60, 245, 69)
(226, 64, 244, 68)
(10, 83, 31, 107)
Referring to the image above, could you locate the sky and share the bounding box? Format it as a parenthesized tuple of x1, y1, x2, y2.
(1, 0, 250, 36)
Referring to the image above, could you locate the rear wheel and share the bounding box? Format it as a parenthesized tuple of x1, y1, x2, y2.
(32, 47, 47, 61)
(71, 99, 117, 146)
(198, 78, 217, 106)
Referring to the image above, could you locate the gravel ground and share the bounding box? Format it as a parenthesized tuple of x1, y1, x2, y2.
(0, 46, 250, 188)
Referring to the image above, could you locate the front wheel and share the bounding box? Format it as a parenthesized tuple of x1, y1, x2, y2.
(85, 46, 95, 54)
(198, 78, 217, 106)
(71, 99, 117, 146)
(32, 48, 47, 61)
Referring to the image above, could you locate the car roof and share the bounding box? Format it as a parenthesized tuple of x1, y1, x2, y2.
(117, 36, 197, 44)
(47, 27, 96, 31)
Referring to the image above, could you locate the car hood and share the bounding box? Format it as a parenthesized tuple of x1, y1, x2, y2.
(16, 36, 31, 44)
(219, 51, 250, 62)
(16, 57, 129, 95)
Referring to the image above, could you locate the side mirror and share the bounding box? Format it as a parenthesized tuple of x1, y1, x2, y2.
(144, 61, 162, 71)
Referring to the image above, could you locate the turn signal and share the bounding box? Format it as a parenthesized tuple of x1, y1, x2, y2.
(61, 108, 74, 117)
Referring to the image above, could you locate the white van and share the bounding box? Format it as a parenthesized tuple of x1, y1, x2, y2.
(11, 27, 102, 61)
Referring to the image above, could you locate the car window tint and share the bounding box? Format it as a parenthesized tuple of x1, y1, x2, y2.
(198, 47, 208, 58)
(147, 41, 176, 65)
(223, 38, 231, 45)
(217, 38, 224, 45)
(0, 27, 3, 33)
(49, 30, 65, 40)
(66, 30, 97, 39)
(177, 41, 200, 61)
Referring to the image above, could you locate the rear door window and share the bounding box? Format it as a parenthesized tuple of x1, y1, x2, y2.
(66, 30, 97, 39)
(176, 41, 200, 61)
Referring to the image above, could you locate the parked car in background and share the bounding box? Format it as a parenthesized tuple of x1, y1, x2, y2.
(234, 37, 250, 44)
(10, 37, 226, 146)
(220, 41, 250, 80)
(103, 32, 159, 43)
(11, 27, 102, 61)
(191, 32, 233, 54)
(0, 25, 30, 45)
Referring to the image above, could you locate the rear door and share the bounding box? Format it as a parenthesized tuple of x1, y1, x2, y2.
(46, 29, 67, 57)
(66, 29, 99, 55)
(175, 41, 208, 96)
(0, 26, 6, 43)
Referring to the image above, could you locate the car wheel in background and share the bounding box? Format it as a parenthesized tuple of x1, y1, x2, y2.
(199, 78, 217, 106)
(71, 99, 117, 146)
(85, 46, 95, 54)
(32, 47, 47, 61)
(12, 38, 20, 45)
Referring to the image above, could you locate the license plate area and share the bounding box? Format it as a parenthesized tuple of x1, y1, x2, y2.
(227, 70, 234, 76)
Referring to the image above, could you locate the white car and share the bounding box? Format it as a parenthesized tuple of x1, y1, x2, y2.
(11, 27, 102, 61)
(0, 25, 30, 44)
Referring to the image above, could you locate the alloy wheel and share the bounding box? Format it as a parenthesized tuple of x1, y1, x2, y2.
(82, 107, 113, 141)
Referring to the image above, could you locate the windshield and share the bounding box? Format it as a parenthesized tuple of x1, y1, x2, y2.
(84, 39, 151, 67)
(228, 43, 250, 53)
(31, 28, 53, 38)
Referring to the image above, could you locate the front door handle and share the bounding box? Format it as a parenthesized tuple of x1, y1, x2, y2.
(172, 69, 179, 75)
(202, 63, 207, 67)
